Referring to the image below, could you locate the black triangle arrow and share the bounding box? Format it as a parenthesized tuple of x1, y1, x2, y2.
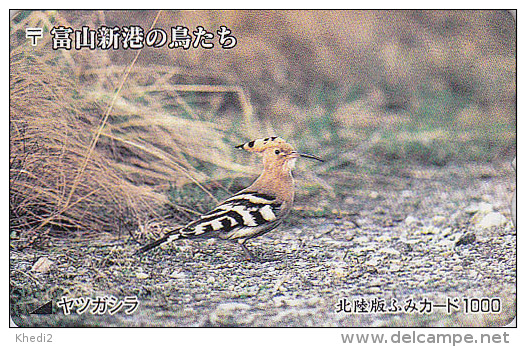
(30, 300, 53, 315)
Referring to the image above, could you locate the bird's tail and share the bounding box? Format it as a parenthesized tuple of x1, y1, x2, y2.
(135, 227, 181, 255)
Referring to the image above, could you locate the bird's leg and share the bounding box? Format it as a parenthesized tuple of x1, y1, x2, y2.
(238, 240, 258, 262)
(238, 240, 285, 262)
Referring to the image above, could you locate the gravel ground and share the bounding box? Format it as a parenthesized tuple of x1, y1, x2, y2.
(10, 161, 516, 327)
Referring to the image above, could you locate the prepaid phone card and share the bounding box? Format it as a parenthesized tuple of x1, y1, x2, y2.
(9, 10, 516, 331)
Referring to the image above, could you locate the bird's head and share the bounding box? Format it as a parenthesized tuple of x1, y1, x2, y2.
(236, 137, 323, 174)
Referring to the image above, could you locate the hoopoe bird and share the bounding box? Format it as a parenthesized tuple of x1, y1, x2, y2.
(136, 136, 323, 260)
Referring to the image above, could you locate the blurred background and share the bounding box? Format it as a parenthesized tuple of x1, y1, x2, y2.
(10, 10, 516, 239)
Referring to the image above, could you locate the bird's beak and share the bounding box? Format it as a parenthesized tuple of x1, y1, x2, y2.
(299, 153, 324, 162)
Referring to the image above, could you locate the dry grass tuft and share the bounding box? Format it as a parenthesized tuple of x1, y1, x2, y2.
(10, 51, 166, 238)
(9, 11, 260, 241)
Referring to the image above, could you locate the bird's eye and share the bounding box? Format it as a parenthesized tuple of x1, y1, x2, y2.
(274, 149, 280, 155)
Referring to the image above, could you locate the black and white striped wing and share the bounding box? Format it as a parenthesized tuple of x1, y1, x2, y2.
(178, 191, 283, 240)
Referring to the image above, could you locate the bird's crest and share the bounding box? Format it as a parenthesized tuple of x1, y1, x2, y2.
(235, 137, 288, 153)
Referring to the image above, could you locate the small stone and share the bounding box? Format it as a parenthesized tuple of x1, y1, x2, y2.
(369, 191, 379, 199)
(389, 264, 401, 272)
(375, 234, 391, 242)
(440, 250, 454, 257)
(344, 196, 355, 204)
(405, 216, 419, 225)
(218, 302, 250, 311)
(331, 266, 347, 277)
(432, 215, 447, 226)
(466, 202, 493, 214)
(169, 270, 187, 279)
(343, 220, 357, 228)
(344, 230, 356, 241)
(273, 296, 285, 307)
(374, 206, 386, 215)
(440, 227, 453, 237)
(306, 297, 321, 306)
(401, 190, 414, 198)
(351, 246, 376, 257)
(469, 269, 479, 278)
(476, 212, 508, 229)
(136, 271, 149, 279)
(365, 286, 381, 294)
(415, 225, 439, 236)
(209, 303, 253, 326)
(194, 294, 206, 301)
(354, 236, 370, 244)
(31, 257, 52, 273)
(273, 273, 290, 291)
(436, 239, 456, 248)
(284, 298, 304, 307)
(368, 278, 383, 287)
(455, 233, 476, 246)
(379, 247, 400, 256)
(365, 258, 379, 267)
